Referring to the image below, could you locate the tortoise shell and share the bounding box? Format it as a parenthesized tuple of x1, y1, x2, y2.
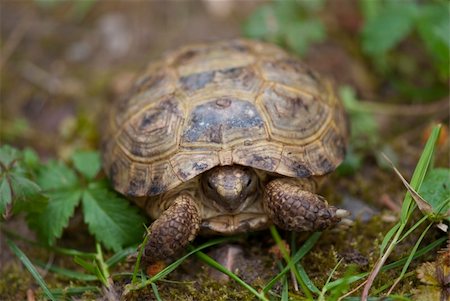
(102, 39, 348, 198)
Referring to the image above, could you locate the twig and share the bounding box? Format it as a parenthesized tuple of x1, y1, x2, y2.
(0, 14, 31, 70)
(337, 279, 368, 301)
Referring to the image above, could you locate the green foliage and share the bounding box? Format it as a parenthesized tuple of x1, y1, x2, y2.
(34, 0, 97, 20)
(72, 151, 101, 180)
(419, 168, 450, 221)
(337, 86, 380, 174)
(6, 239, 57, 301)
(242, 0, 326, 55)
(0, 146, 41, 217)
(1, 145, 146, 252)
(82, 184, 146, 251)
(360, 0, 450, 79)
(361, 0, 417, 57)
(362, 124, 445, 297)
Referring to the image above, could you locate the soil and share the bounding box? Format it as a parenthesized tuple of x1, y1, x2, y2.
(1, 1, 448, 301)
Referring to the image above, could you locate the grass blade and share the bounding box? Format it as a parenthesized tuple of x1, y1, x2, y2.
(124, 236, 239, 293)
(2, 228, 97, 258)
(196, 251, 269, 301)
(50, 286, 100, 297)
(400, 124, 441, 222)
(318, 258, 343, 300)
(6, 239, 57, 301)
(281, 269, 289, 301)
(325, 236, 446, 291)
(397, 215, 428, 242)
(151, 283, 163, 301)
(106, 246, 137, 268)
(269, 225, 314, 300)
(263, 232, 321, 293)
(297, 263, 320, 294)
(387, 222, 434, 295)
(379, 223, 400, 254)
(33, 259, 97, 281)
(362, 124, 442, 300)
(132, 229, 150, 284)
(74, 256, 97, 275)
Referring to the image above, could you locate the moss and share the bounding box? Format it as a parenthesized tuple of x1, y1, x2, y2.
(0, 262, 32, 301)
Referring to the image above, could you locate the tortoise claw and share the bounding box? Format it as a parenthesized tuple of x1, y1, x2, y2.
(336, 209, 351, 219)
(143, 194, 201, 263)
(264, 178, 346, 232)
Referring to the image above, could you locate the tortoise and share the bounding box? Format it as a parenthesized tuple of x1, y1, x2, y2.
(101, 39, 349, 263)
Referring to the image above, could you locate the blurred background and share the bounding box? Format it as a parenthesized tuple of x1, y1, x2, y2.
(2, 0, 447, 163)
(1, 1, 448, 299)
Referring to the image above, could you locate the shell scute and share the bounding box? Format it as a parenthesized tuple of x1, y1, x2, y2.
(102, 39, 348, 198)
(260, 85, 330, 144)
(178, 66, 262, 98)
(118, 96, 183, 159)
(181, 99, 266, 145)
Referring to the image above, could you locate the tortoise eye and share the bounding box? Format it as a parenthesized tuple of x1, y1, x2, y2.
(207, 181, 214, 189)
(245, 178, 251, 187)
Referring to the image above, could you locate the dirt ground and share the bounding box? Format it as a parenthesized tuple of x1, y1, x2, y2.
(1, 1, 448, 300)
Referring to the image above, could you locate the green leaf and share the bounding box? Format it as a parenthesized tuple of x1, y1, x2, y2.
(22, 148, 40, 170)
(82, 187, 146, 251)
(27, 189, 82, 245)
(9, 174, 41, 198)
(0, 177, 12, 215)
(71, 151, 101, 180)
(336, 146, 363, 175)
(0, 145, 21, 167)
(419, 168, 450, 220)
(340, 86, 379, 150)
(362, 2, 417, 56)
(36, 161, 78, 191)
(242, 4, 279, 41)
(416, 4, 450, 78)
(286, 19, 326, 55)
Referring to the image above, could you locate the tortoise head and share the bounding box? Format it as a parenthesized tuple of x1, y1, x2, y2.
(201, 165, 259, 213)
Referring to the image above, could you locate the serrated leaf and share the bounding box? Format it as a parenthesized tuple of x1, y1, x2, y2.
(82, 187, 146, 251)
(27, 189, 82, 245)
(71, 151, 101, 180)
(36, 161, 78, 191)
(9, 174, 41, 198)
(419, 168, 450, 220)
(0, 145, 21, 167)
(0, 177, 12, 215)
(362, 2, 416, 56)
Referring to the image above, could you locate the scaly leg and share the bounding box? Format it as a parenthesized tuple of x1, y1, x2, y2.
(143, 193, 201, 263)
(263, 178, 348, 232)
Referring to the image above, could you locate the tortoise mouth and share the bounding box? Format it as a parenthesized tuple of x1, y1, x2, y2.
(200, 213, 269, 235)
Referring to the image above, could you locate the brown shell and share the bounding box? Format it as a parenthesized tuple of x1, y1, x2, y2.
(102, 39, 348, 197)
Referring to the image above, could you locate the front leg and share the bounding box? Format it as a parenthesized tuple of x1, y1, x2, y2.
(263, 178, 348, 232)
(144, 193, 201, 263)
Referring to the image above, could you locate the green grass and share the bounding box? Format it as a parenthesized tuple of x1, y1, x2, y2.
(6, 239, 57, 301)
(361, 124, 443, 300)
